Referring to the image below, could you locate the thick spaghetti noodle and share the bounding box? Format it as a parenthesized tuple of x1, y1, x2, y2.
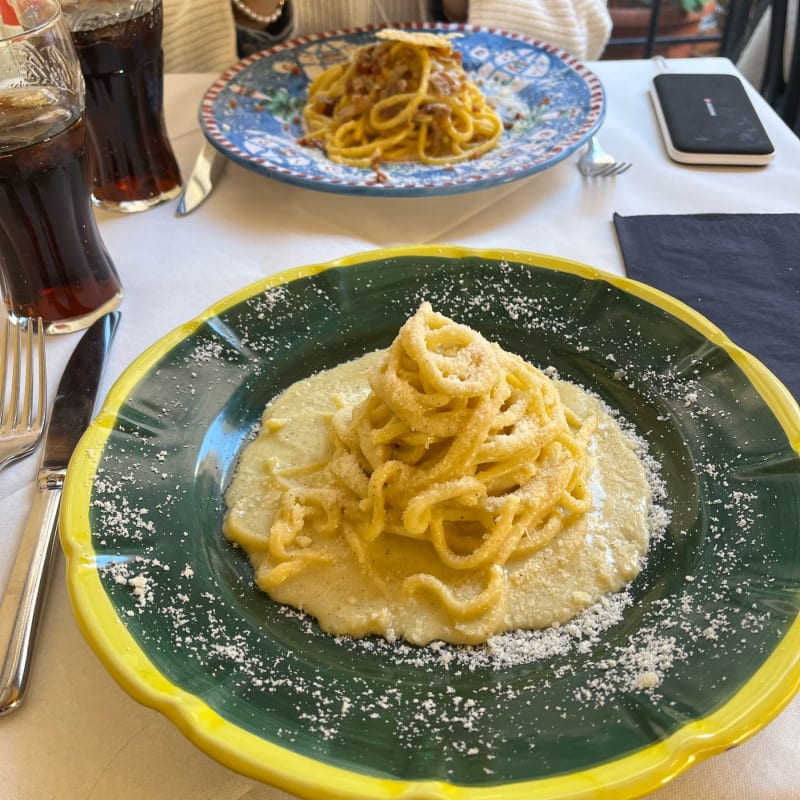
(223, 305, 654, 645)
(299, 29, 503, 167)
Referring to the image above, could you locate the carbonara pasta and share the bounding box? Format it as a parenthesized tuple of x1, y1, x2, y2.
(224, 305, 654, 645)
(299, 29, 503, 167)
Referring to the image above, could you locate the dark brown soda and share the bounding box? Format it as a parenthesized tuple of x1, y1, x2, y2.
(70, 2, 181, 206)
(0, 115, 121, 324)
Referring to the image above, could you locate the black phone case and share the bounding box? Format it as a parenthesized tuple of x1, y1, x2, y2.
(650, 73, 774, 164)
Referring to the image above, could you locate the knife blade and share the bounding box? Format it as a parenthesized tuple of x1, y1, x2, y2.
(0, 310, 120, 716)
(175, 139, 228, 216)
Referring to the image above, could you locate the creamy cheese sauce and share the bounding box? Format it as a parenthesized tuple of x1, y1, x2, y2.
(224, 350, 653, 646)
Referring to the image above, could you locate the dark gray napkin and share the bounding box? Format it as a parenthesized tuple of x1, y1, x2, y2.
(614, 212, 800, 400)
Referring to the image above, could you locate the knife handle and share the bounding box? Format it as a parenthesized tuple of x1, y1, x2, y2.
(0, 470, 63, 716)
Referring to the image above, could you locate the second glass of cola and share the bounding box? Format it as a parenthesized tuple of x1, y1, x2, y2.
(63, 0, 182, 212)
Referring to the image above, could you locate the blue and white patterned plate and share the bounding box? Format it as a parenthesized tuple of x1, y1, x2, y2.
(200, 23, 605, 196)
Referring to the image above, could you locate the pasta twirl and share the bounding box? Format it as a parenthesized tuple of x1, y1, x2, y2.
(224, 305, 655, 645)
(298, 30, 503, 168)
(327, 305, 596, 576)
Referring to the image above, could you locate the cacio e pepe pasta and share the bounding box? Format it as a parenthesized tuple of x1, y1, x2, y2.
(224, 304, 653, 645)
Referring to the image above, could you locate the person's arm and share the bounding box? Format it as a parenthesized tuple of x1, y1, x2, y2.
(162, 0, 238, 72)
(466, 0, 612, 61)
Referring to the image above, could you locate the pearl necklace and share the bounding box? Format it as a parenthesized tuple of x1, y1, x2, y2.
(231, 0, 286, 26)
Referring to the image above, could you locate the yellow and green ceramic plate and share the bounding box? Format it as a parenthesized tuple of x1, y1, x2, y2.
(61, 246, 800, 800)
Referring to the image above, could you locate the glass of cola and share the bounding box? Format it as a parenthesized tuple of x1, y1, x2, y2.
(0, 0, 123, 334)
(63, 0, 182, 212)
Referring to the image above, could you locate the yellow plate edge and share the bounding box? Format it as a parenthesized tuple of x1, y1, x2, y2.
(60, 243, 800, 800)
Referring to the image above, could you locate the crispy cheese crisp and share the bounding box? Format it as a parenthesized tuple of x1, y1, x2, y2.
(374, 27, 460, 53)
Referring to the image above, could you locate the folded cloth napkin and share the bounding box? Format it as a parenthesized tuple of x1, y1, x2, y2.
(614, 212, 800, 401)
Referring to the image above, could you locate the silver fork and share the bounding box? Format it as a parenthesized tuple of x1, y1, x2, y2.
(578, 137, 632, 177)
(0, 317, 46, 471)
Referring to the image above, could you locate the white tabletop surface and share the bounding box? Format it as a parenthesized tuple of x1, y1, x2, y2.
(1, 56, 799, 800)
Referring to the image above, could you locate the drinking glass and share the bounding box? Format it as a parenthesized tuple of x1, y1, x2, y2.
(0, 0, 123, 334)
(62, 0, 182, 213)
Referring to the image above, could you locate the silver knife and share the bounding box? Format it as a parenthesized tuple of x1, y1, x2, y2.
(0, 310, 120, 716)
(175, 138, 228, 216)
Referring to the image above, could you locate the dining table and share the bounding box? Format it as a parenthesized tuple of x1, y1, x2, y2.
(1, 52, 799, 800)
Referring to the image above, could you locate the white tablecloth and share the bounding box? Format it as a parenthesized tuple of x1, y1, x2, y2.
(1, 56, 799, 799)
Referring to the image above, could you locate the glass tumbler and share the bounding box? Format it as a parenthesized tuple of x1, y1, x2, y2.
(62, 0, 182, 212)
(0, 0, 122, 334)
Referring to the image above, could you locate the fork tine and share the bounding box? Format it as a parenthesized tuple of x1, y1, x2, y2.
(0, 319, 7, 425)
(4, 319, 22, 430)
(15, 317, 45, 433)
(31, 319, 46, 434)
(21, 322, 34, 430)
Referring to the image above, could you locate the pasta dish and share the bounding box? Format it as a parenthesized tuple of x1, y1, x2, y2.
(224, 304, 654, 645)
(299, 29, 504, 168)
